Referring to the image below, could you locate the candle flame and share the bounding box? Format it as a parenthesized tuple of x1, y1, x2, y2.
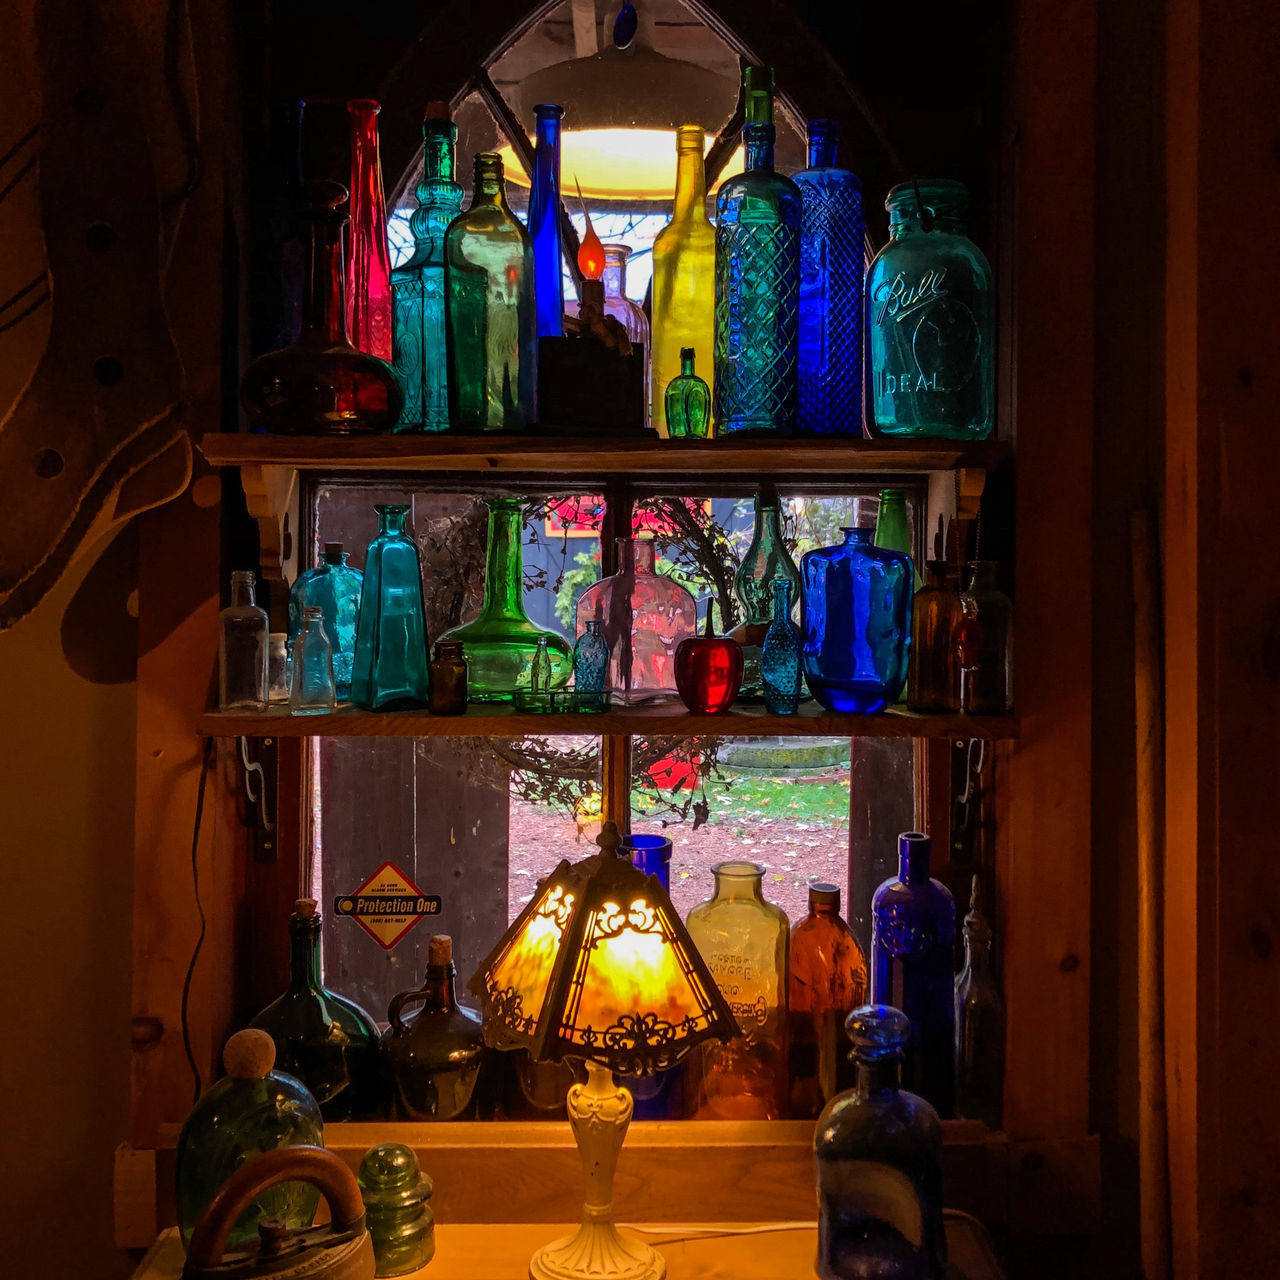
(574, 175, 604, 280)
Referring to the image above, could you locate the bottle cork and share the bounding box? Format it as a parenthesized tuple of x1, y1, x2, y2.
(295, 898, 318, 918)
(223, 1029, 276, 1079)
(427, 935, 452, 966)
(425, 100, 451, 122)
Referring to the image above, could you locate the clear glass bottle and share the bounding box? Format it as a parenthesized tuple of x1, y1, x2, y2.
(267, 633, 291, 706)
(601, 242, 649, 355)
(958, 561, 1013, 713)
(289, 543, 363, 701)
(290, 607, 337, 715)
(530, 635, 553, 695)
(219, 570, 268, 712)
(428, 641, 467, 715)
(871, 833, 956, 1117)
(733, 486, 801, 698)
(954, 875, 1005, 1127)
(664, 347, 712, 439)
(866, 180, 994, 440)
(573, 537, 697, 704)
(713, 66, 802, 436)
(529, 103, 565, 340)
(814, 1006, 947, 1280)
(351, 504, 431, 711)
(762, 577, 803, 715)
(794, 119, 864, 436)
(686, 861, 789, 1119)
(907, 562, 961, 713)
(651, 125, 715, 439)
(391, 104, 464, 432)
(445, 153, 535, 432)
(346, 99, 393, 361)
(573, 618, 610, 699)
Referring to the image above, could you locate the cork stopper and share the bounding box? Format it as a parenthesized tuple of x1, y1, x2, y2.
(295, 898, 318, 919)
(425, 100, 451, 122)
(223, 1029, 276, 1079)
(323, 542, 345, 562)
(427, 935, 452, 966)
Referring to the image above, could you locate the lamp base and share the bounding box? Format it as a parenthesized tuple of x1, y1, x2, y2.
(529, 1222, 665, 1280)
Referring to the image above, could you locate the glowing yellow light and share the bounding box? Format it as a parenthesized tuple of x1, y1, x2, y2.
(489, 887, 575, 1026)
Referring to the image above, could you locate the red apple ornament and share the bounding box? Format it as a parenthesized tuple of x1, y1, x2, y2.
(675, 604, 743, 714)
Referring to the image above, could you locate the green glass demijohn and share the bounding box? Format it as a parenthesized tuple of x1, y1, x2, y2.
(358, 1143, 436, 1276)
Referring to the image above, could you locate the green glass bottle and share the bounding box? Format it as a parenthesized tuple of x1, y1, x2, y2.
(732, 486, 801, 699)
(249, 898, 383, 1122)
(438, 498, 571, 701)
(445, 153, 535, 431)
(665, 347, 712, 439)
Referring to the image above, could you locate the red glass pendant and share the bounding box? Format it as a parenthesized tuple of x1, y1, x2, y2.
(675, 606, 743, 714)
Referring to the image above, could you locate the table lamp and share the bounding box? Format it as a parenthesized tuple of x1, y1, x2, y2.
(471, 821, 739, 1280)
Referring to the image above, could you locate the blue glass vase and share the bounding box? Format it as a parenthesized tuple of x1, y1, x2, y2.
(794, 120, 864, 436)
(871, 833, 956, 1117)
(866, 180, 994, 440)
(761, 577, 802, 715)
(289, 544, 362, 700)
(573, 618, 609, 701)
(801, 528, 912, 714)
(814, 1005, 947, 1280)
(528, 103, 565, 340)
(351, 504, 431, 710)
(713, 67, 801, 435)
(391, 105, 464, 432)
(622, 833, 672, 892)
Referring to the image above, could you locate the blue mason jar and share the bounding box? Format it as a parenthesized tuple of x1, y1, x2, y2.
(800, 528, 912, 714)
(865, 180, 994, 440)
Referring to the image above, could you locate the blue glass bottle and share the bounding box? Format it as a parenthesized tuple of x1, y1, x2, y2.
(351, 504, 431, 710)
(622, 834, 672, 892)
(391, 105, 464, 432)
(713, 66, 801, 435)
(573, 618, 609, 707)
(290, 543, 362, 700)
(866, 181, 994, 440)
(871, 833, 956, 1117)
(801, 528, 912, 714)
(794, 120, 864, 436)
(814, 1006, 947, 1280)
(761, 577, 802, 714)
(528, 103, 565, 339)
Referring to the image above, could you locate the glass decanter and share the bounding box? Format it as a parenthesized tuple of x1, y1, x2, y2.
(289, 544, 362, 700)
(391, 103, 463, 431)
(573, 618, 610, 698)
(438, 498, 571, 701)
(733, 485, 801, 698)
(651, 124, 716, 439)
(351, 504, 431, 711)
(713, 66, 802, 436)
(240, 180, 402, 433)
(815, 1006, 947, 1280)
(955, 875, 1005, 1127)
(383, 935, 488, 1121)
(686, 861, 789, 1119)
(529, 103, 565, 339)
(871, 833, 956, 1116)
(958, 561, 1013, 713)
(795, 119, 864, 436)
(220, 570, 268, 712)
(790, 883, 868, 1117)
(866, 180, 994, 440)
(907, 562, 961, 713)
(445, 153, 535, 431)
(573, 536, 697, 704)
(346, 99, 393, 360)
(290, 607, 337, 715)
(762, 577, 803, 715)
(664, 347, 712, 439)
(249, 898, 383, 1122)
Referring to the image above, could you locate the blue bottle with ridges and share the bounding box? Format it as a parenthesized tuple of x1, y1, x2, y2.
(795, 120, 864, 435)
(528, 103, 565, 340)
(761, 577, 802, 714)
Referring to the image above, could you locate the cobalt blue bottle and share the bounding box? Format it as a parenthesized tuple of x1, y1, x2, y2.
(528, 103, 565, 339)
(794, 120, 864, 436)
(871, 833, 956, 1117)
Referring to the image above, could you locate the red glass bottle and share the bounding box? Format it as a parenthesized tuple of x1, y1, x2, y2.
(347, 99, 394, 361)
(675, 605, 743, 713)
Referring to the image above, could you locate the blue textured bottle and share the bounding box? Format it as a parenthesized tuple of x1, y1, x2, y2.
(391, 105, 464, 431)
(528, 103, 565, 339)
(289, 544, 363, 700)
(761, 577, 802, 714)
(794, 120, 864, 436)
(713, 66, 801, 435)
(871, 834, 956, 1117)
(573, 618, 609, 707)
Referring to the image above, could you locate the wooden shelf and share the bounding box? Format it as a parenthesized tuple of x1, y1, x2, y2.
(199, 702, 1018, 740)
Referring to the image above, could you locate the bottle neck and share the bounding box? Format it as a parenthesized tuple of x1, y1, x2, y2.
(422, 963, 458, 1012)
(900, 846, 931, 883)
(481, 502, 528, 621)
(303, 217, 349, 343)
(807, 127, 837, 169)
(472, 157, 505, 206)
(772, 578, 792, 617)
(672, 141, 708, 221)
(288, 919, 323, 994)
(617, 538, 655, 576)
(422, 120, 456, 184)
(602, 250, 627, 301)
(889, 211, 967, 239)
(856, 1057, 900, 1096)
(230, 577, 257, 608)
(712, 864, 765, 903)
(743, 123, 775, 173)
(378, 507, 409, 538)
(680, 350, 696, 377)
(534, 110, 562, 160)
(964, 926, 994, 974)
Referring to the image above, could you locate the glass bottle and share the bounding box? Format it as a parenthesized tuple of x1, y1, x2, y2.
(866, 180, 994, 440)
(175, 1029, 323, 1249)
(351, 504, 431, 711)
(428, 641, 468, 715)
(958, 561, 1013, 713)
(573, 618, 610, 702)
(713, 66, 802, 436)
(872, 488, 918, 583)
(241, 180, 402, 433)
(651, 125, 715, 440)
(219, 570, 268, 712)
(664, 347, 712, 440)
(907, 562, 961, 713)
(801, 528, 913, 714)
(622, 833, 673, 893)
(290, 607, 337, 715)
(445, 153, 535, 432)
(795, 119, 865, 436)
(267, 633, 291, 706)
(249, 899, 383, 1122)
(438, 498, 572, 701)
(686, 861, 789, 1119)
(762, 577, 803, 715)
(391, 104, 464, 432)
(871, 833, 956, 1116)
(358, 1143, 436, 1277)
(529, 104, 565, 340)
(955, 875, 1005, 1127)
(289, 543, 363, 701)
(573, 536, 697, 704)
(383, 935, 488, 1121)
(733, 486, 801, 698)
(601, 242, 649, 350)
(346, 99, 393, 361)
(530, 635, 552, 695)
(790, 883, 868, 1118)
(814, 1006, 947, 1280)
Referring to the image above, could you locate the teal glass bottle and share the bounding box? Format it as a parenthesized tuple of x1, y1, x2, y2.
(665, 347, 712, 439)
(289, 543, 362, 700)
(529, 103, 565, 339)
(761, 577, 802, 714)
(391, 104, 464, 432)
(445, 153, 536, 431)
(713, 66, 802, 436)
(732, 486, 801, 699)
(574, 618, 610, 704)
(351, 504, 431, 710)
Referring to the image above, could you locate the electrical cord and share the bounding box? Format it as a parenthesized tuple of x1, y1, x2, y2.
(180, 736, 215, 1104)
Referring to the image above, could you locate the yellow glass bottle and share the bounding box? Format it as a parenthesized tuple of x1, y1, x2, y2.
(651, 125, 716, 438)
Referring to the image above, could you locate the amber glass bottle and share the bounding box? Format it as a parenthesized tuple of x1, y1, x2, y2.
(907, 561, 961, 712)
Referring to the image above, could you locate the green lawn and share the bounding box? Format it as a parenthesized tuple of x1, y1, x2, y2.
(632, 770, 850, 831)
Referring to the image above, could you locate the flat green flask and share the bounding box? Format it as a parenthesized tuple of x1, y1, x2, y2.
(665, 347, 712, 439)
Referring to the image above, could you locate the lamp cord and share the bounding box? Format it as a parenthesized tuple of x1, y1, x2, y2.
(180, 736, 214, 1104)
